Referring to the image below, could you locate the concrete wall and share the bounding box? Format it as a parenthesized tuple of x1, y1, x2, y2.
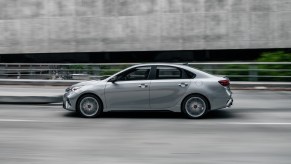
(0, 0, 291, 54)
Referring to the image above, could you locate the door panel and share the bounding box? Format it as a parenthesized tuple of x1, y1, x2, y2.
(105, 66, 151, 110)
(150, 79, 190, 109)
(150, 66, 191, 109)
(105, 80, 150, 110)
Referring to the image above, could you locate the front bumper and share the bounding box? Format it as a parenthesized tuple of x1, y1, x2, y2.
(63, 92, 76, 111)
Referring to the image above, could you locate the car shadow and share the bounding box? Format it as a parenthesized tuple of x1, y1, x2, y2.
(63, 110, 238, 119)
(102, 111, 185, 119)
(63, 112, 80, 118)
(204, 110, 237, 119)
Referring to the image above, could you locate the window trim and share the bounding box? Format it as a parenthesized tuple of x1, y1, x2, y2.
(116, 66, 152, 81)
(151, 65, 196, 80)
(156, 66, 182, 79)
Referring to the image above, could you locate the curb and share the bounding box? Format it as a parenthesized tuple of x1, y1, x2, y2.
(0, 95, 63, 104)
(232, 87, 291, 91)
(0, 79, 82, 86)
(231, 82, 291, 91)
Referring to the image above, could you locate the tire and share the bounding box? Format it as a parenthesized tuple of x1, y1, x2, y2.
(76, 94, 103, 118)
(182, 94, 209, 119)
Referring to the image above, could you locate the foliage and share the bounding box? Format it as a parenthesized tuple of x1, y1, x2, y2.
(220, 51, 291, 81)
(99, 65, 130, 76)
(66, 65, 94, 74)
(62, 65, 132, 77)
(257, 51, 291, 62)
(256, 51, 291, 81)
(219, 64, 249, 81)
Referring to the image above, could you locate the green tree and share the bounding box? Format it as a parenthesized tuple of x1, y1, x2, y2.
(257, 51, 291, 62)
(256, 51, 291, 81)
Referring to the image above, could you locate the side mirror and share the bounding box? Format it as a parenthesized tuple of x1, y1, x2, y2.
(109, 76, 117, 83)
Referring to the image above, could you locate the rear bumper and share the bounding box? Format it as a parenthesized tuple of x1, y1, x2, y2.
(226, 98, 233, 108)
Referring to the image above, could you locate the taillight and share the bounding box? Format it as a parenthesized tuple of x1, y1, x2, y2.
(219, 80, 230, 86)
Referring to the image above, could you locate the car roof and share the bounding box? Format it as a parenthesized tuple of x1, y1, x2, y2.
(133, 63, 214, 78)
(134, 63, 190, 69)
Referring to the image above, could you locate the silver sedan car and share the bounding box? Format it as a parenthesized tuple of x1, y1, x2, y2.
(63, 63, 233, 119)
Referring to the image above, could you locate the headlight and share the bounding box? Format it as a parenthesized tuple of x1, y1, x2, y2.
(72, 86, 82, 92)
(66, 86, 83, 92)
(65, 87, 71, 92)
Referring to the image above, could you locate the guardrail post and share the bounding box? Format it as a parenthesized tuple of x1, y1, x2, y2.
(29, 65, 33, 79)
(17, 65, 21, 79)
(249, 65, 258, 81)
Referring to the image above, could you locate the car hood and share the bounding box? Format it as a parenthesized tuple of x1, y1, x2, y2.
(72, 80, 100, 87)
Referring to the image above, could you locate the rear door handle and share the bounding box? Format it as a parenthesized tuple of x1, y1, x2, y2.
(178, 83, 188, 88)
(138, 84, 148, 88)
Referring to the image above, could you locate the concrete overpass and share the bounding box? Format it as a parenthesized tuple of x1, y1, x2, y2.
(0, 0, 290, 54)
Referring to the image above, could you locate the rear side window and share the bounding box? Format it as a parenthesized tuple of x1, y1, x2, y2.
(156, 66, 182, 79)
(185, 70, 196, 79)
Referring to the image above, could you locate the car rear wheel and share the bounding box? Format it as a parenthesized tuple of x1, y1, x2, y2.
(182, 94, 209, 119)
(77, 94, 102, 118)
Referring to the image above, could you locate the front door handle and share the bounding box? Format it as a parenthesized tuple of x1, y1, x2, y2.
(138, 84, 148, 88)
(178, 83, 188, 88)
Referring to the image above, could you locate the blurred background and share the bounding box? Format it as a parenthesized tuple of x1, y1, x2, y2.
(1, 1, 291, 164)
(0, 0, 290, 82)
(1, 51, 291, 82)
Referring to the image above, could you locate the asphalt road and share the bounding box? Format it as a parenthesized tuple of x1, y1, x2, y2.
(1, 90, 291, 164)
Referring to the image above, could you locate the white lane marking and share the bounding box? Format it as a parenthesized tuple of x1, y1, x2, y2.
(1, 119, 291, 125)
(222, 122, 291, 125)
(0, 119, 38, 122)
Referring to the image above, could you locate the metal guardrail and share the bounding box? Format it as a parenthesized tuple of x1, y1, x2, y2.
(0, 62, 291, 82)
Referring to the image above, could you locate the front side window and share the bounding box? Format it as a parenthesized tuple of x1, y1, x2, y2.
(156, 66, 182, 79)
(118, 67, 151, 81)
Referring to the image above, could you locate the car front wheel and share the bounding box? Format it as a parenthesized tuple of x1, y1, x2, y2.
(77, 94, 103, 118)
(182, 94, 209, 119)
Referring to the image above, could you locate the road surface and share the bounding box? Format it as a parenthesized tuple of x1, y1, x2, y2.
(0, 90, 291, 164)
